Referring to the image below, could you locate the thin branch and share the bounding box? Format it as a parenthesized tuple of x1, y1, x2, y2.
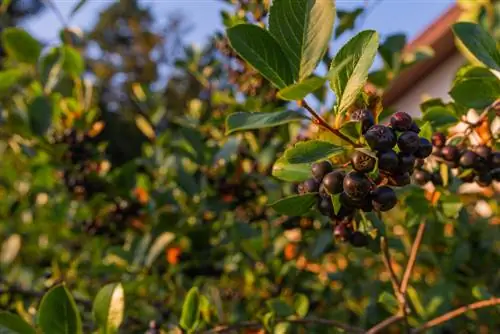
(411, 297, 500, 333)
(203, 316, 365, 334)
(300, 100, 360, 147)
(366, 314, 404, 334)
(400, 223, 426, 294)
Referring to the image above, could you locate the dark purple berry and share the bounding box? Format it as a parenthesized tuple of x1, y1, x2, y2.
(489, 152, 500, 169)
(413, 170, 431, 185)
(431, 132, 446, 148)
(476, 173, 493, 187)
(351, 109, 375, 134)
(474, 145, 491, 160)
(390, 112, 413, 131)
(301, 179, 319, 193)
(311, 160, 333, 181)
(388, 172, 411, 187)
(322, 170, 345, 195)
(317, 197, 335, 217)
(343, 171, 372, 200)
(378, 150, 399, 173)
(491, 168, 500, 181)
(371, 186, 397, 212)
(414, 138, 432, 158)
(398, 153, 416, 172)
(336, 205, 355, 219)
(441, 146, 459, 162)
(459, 150, 477, 169)
(431, 172, 443, 186)
(349, 231, 369, 247)
(351, 151, 376, 173)
(409, 122, 421, 134)
(364, 125, 397, 152)
(334, 224, 351, 242)
(397, 131, 420, 154)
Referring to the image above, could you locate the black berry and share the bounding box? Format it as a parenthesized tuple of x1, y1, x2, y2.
(431, 172, 443, 186)
(431, 132, 446, 148)
(343, 171, 372, 200)
(441, 146, 459, 162)
(397, 131, 420, 154)
(351, 151, 376, 173)
(300, 179, 319, 194)
(413, 170, 431, 185)
(351, 109, 375, 134)
(490, 152, 500, 169)
(459, 150, 477, 169)
(364, 125, 397, 152)
(409, 122, 421, 134)
(476, 173, 493, 187)
(388, 172, 411, 187)
(311, 160, 333, 181)
(390, 112, 413, 131)
(378, 150, 399, 173)
(414, 138, 432, 158)
(398, 153, 416, 172)
(349, 231, 369, 247)
(371, 186, 397, 212)
(491, 168, 500, 181)
(317, 197, 335, 217)
(474, 145, 491, 160)
(322, 170, 346, 195)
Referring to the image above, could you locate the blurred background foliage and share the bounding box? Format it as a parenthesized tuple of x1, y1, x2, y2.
(0, 0, 499, 333)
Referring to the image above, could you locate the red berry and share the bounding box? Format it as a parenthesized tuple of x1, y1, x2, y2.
(390, 112, 413, 131)
(431, 132, 446, 148)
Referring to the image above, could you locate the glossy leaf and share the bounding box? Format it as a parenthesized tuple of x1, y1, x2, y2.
(452, 22, 500, 71)
(180, 287, 200, 332)
(284, 140, 345, 164)
(269, 0, 335, 81)
(272, 156, 312, 182)
(28, 96, 53, 136)
(92, 283, 125, 334)
(422, 107, 459, 127)
(0, 69, 24, 93)
(0, 312, 35, 334)
(450, 67, 500, 109)
(330, 30, 379, 115)
(62, 46, 85, 76)
(226, 24, 293, 88)
(38, 285, 82, 334)
(1, 28, 41, 64)
(225, 110, 307, 134)
(269, 193, 317, 216)
(277, 76, 326, 101)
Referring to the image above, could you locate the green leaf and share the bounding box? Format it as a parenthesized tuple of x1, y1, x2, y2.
(225, 110, 307, 135)
(452, 22, 500, 71)
(28, 96, 53, 136)
(269, 193, 317, 216)
(0, 69, 24, 93)
(284, 140, 345, 164)
(92, 283, 124, 334)
(0, 312, 35, 334)
(272, 156, 311, 182)
(310, 231, 333, 258)
(269, 0, 335, 82)
(450, 67, 500, 109)
(332, 193, 341, 215)
(422, 107, 459, 127)
(1, 28, 41, 64)
(339, 121, 362, 142)
(180, 287, 200, 332)
(62, 46, 84, 76)
(293, 294, 309, 318)
(38, 285, 82, 334)
(277, 76, 326, 101)
(378, 291, 399, 314)
(330, 30, 379, 115)
(419, 121, 433, 141)
(335, 8, 364, 38)
(226, 24, 293, 88)
(266, 299, 295, 317)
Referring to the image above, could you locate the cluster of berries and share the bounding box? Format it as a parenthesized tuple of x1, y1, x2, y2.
(413, 132, 500, 187)
(296, 110, 432, 247)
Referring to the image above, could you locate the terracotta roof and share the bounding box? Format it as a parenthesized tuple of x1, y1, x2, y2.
(382, 4, 463, 107)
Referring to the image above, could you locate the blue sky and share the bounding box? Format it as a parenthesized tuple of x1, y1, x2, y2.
(24, 0, 454, 49)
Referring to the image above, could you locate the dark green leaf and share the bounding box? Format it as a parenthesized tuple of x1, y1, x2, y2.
(420, 98, 445, 114)
(277, 76, 326, 101)
(269, 0, 335, 81)
(38, 285, 82, 334)
(92, 283, 125, 334)
(0, 312, 35, 334)
(330, 30, 379, 115)
(0, 69, 24, 93)
(266, 299, 294, 317)
(452, 22, 500, 71)
(310, 231, 333, 259)
(284, 140, 345, 164)
(450, 67, 500, 109)
(379, 34, 406, 71)
(1, 28, 41, 64)
(339, 121, 361, 142)
(335, 8, 364, 38)
(422, 107, 459, 127)
(293, 294, 309, 318)
(378, 291, 398, 313)
(62, 46, 84, 76)
(227, 24, 293, 88)
(272, 156, 311, 182)
(419, 121, 433, 141)
(28, 96, 53, 136)
(225, 110, 307, 135)
(269, 193, 317, 216)
(180, 287, 200, 332)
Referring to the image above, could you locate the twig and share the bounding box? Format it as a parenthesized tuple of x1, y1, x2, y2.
(411, 297, 500, 333)
(300, 100, 360, 147)
(366, 314, 404, 334)
(400, 223, 426, 294)
(202, 316, 365, 334)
